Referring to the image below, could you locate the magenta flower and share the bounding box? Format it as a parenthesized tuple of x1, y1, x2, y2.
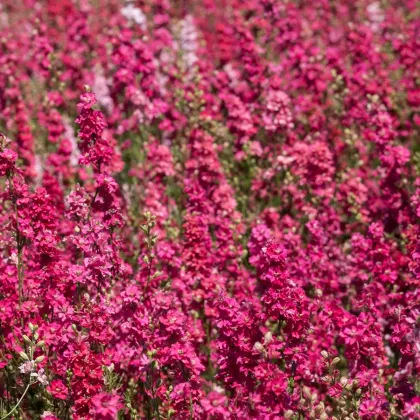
(47, 379, 69, 400)
(91, 392, 124, 420)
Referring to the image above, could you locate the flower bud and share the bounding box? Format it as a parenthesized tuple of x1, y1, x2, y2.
(35, 355, 45, 364)
(264, 331, 273, 344)
(315, 402, 325, 414)
(253, 342, 264, 352)
(19, 351, 29, 361)
(321, 350, 329, 359)
(23, 335, 32, 344)
(332, 357, 341, 365)
(303, 386, 311, 399)
(147, 350, 156, 358)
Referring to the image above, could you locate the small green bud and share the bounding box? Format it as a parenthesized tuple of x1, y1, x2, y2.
(23, 335, 32, 344)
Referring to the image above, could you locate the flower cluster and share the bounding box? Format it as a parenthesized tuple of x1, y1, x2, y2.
(0, 0, 419, 419)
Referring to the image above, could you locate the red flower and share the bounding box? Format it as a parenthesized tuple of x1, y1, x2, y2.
(47, 379, 68, 400)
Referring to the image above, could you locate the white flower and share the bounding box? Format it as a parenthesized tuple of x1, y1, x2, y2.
(19, 361, 36, 374)
(31, 368, 49, 386)
(93, 67, 114, 114)
(178, 15, 198, 68)
(64, 118, 79, 167)
(121, 4, 147, 29)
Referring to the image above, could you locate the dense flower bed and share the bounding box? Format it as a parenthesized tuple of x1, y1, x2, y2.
(0, 0, 419, 419)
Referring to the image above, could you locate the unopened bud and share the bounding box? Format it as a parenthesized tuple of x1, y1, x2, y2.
(35, 355, 45, 363)
(332, 357, 341, 365)
(284, 410, 294, 418)
(321, 350, 329, 359)
(19, 351, 29, 361)
(315, 402, 325, 414)
(253, 342, 264, 352)
(147, 350, 156, 358)
(264, 331, 273, 344)
(303, 386, 311, 399)
(23, 335, 32, 344)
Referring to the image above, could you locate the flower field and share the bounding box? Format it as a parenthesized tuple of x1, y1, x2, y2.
(0, 0, 419, 419)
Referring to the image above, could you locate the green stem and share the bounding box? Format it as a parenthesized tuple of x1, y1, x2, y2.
(1, 381, 32, 420)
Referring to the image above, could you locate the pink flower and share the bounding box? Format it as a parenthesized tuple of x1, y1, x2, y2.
(47, 379, 68, 400)
(41, 411, 59, 420)
(91, 392, 124, 420)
